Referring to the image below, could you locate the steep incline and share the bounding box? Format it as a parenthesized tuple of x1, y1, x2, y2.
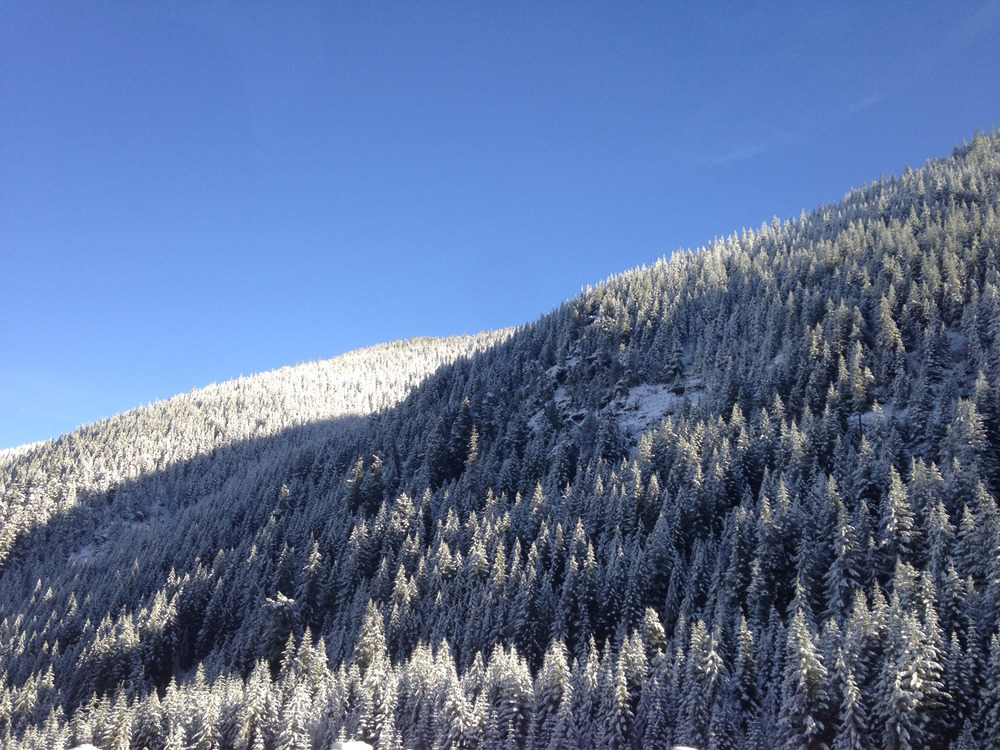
(2, 133, 1000, 749)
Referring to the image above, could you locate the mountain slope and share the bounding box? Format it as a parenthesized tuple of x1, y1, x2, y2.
(3, 132, 1000, 749)
(0, 332, 511, 568)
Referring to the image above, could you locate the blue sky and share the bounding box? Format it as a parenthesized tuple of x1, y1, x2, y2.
(2, 2, 999, 450)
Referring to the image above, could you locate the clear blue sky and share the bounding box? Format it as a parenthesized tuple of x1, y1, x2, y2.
(2, 2, 999, 450)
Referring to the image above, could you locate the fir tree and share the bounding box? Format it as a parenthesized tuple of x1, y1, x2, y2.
(777, 609, 832, 750)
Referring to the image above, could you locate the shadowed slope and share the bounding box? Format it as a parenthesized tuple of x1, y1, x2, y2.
(0, 332, 512, 568)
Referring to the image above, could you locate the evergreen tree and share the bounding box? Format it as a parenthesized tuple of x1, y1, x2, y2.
(831, 648, 872, 750)
(531, 639, 571, 750)
(777, 609, 832, 750)
(678, 620, 724, 748)
(879, 466, 918, 573)
(276, 679, 312, 750)
(595, 654, 632, 750)
(825, 476, 862, 621)
(875, 601, 949, 750)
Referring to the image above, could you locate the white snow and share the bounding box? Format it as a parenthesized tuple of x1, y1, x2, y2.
(617, 383, 686, 439)
(0, 441, 46, 459)
(946, 329, 967, 357)
(69, 546, 94, 564)
(554, 385, 572, 409)
(859, 402, 896, 426)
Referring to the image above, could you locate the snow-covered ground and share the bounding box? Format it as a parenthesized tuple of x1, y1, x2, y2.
(617, 382, 694, 439)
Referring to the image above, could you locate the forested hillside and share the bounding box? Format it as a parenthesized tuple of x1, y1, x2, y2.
(0, 333, 511, 568)
(3, 132, 1000, 749)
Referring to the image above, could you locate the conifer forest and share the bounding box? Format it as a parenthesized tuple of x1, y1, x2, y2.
(4, 133, 1000, 749)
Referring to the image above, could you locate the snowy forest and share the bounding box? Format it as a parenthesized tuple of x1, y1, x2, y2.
(3, 132, 1000, 749)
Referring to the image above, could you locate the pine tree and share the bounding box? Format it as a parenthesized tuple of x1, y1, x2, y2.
(595, 654, 631, 750)
(276, 678, 312, 750)
(777, 609, 832, 750)
(678, 620, 724, 748)
(831, 648, 872, 750)
(435, 668, 474, 750)
(980, 633, 1000, 750)
(569, 638, 600, 748)
(879, 466, 918, 572)
(355, 601, 389, 675)
(944, 399, 991, 482)
(825, 477, 862, 621)
(99, 690, 132, 750)
(531, 639, 570, 750)
(924, 493, 955, 584)
(637, 649, 672, 750)
(875, 602, 949, 750)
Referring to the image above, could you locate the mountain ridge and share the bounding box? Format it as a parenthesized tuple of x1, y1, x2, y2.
(2, 131, 1000, 749)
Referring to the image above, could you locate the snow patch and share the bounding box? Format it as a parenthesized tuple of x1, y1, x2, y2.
(554, 386, 572, 409)
(617, 384, 685, 438)
(70, 546, 94, 564)
(69, 514, 155, 565)
(946, 329, 967, 357)
(859, 410, 880, 425)
(859, 403, 897, 427)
